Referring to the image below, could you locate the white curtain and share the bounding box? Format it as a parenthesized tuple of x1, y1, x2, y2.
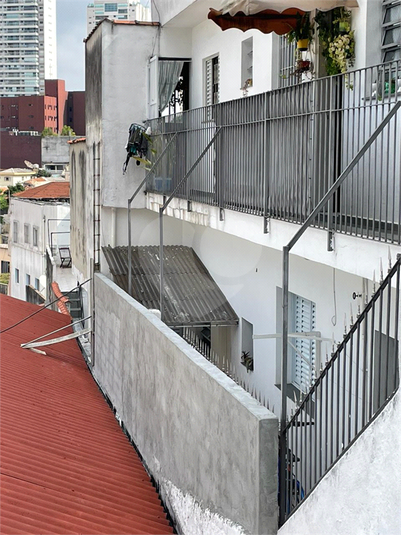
(158, 60, 184, 113)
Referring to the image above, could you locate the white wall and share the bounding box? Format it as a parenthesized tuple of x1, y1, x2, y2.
(278, 387, 401, 535)
(100, 22, 159, 210)
(190, 21, 275, 107)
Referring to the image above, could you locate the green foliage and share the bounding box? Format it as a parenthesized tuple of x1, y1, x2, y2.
(0, 273, 10, 285)
(61, 125, 76, 136)
(315, 8, 355, 76)
(0, 183, 25, 212)
(36, 168, 52, 177)
(287, 13, 314, 45)
(41, 127, 56, 136)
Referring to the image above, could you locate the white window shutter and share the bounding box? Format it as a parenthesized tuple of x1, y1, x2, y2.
(293, 296, 316, 392)
(205, 58, 213, 106)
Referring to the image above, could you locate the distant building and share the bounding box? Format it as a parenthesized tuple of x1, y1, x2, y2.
(86, 1, 151, 34)
(0, 0, 57, 98)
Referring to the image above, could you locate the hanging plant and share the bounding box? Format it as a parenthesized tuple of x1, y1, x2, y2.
(315, 8, 355, 76)
(287, 12, 314, 51)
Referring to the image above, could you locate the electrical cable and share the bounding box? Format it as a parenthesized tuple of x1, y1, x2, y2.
(0, 279, 91, 335)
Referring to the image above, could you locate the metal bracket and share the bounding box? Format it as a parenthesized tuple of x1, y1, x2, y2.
(263, 216, 270, 234)
(327, 230, 334, 251)
(219, 208, 225, 221)
(187, 200, 192, 212)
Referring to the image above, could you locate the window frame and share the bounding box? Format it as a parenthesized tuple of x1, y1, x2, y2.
(24, 223, 30, 244)
(33, 225, 38, 247)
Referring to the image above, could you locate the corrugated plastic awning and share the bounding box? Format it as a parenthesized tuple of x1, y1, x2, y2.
(103, 245, 239, 327)
(0, 294, 174, 535)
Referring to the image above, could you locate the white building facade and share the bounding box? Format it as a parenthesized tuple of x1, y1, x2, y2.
(0, 0, 57, 98)
(70, 2, 401, 533)
(9, 193, 70, 302)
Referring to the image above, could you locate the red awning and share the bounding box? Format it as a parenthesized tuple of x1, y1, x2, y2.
(218, 0, 358, 15)
(208, 7, 305, 35)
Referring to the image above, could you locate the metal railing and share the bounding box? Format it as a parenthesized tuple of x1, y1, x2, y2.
(147, 60, 401, 244)
(281, 254, 400, 521)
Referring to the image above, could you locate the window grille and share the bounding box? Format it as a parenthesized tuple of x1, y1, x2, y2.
(279, 35, 298, 88)
(292, 294, 316, 393)
(15, 268, 19, 284)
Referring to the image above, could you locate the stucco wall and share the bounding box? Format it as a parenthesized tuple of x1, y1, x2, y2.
(278, 387, 401, 535)
(94, 273, 279, 535)
(41, 136, 72, 165)
(70, 141, 90, 279)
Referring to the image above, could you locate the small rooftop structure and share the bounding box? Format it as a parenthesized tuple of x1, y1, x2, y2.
(0, 294, 174, 535)
(103, 245, 239, 327)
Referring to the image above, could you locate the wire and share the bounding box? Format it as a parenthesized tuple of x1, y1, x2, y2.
(0, 279, 91, 335)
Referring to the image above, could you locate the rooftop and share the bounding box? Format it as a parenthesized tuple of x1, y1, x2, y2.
(0, 295, 174, 535)
(14, 181, 70, 200)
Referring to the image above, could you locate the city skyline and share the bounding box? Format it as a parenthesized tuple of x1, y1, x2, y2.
(57, 0, 151, 92)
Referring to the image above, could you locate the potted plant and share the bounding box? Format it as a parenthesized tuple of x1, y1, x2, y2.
(315, 8, 355, 75)
(287, 12, 314, 51)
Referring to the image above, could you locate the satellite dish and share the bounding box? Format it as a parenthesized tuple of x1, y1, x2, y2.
(24, 160, 40, 170)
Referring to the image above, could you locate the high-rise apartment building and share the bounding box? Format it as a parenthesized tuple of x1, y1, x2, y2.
(0, 0, 57, 98)
(86, 1, 151, 35)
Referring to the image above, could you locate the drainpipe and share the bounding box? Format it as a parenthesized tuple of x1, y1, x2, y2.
(111, 207, 116, 248)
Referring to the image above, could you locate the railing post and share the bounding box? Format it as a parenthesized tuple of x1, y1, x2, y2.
(279, 244, 289, 525)
(159, 207, 164, 322)
(128, 199, 132, 296)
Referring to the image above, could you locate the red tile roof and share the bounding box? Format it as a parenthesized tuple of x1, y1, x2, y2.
(14, 181, 70, 199)
(0, 295, 174, 535)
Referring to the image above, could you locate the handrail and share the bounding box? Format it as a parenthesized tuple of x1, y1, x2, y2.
(278, 100, 401, 526)
(127, 133, 177, 296)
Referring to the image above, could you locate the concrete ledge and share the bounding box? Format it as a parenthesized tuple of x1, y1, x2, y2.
(94, 273, 278, 535)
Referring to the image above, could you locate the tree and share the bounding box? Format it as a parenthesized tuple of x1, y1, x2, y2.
(61, 125, 76, 136)
(0, 183, 25, 213)
(42, 127, 56, 136)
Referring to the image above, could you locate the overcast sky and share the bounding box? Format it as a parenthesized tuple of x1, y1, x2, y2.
(56, 0, 151, 92)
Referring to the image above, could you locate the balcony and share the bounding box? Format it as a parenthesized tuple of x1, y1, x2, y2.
(146, 60, 401, 245)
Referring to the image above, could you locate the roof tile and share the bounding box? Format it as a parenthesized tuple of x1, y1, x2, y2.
(0, 295, 174, 535)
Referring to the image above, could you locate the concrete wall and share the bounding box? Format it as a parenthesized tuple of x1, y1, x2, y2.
(94, 273, 279, 535)
(41, 136, 72, 166)
(278, 386, 401, 535)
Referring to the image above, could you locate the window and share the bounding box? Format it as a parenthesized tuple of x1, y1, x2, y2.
(205, 55, 219, 105)
(382, 0, 401, 62)
(26, 273, 31, 287)
(241, 37, 253, 89)
(34, 278, 40, 290)
(15, 268, 19, 284)
(13, 221, 19, 243)
(33, 226, 38, 246)
(276, 289, 318, 397)
(1, 261, 10, 274)
(24, 223, 30, 244)
(105, 3, 118, 12)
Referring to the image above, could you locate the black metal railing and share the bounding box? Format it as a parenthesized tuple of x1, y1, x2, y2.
(147, 60, 401, 244)
(281, 254, 400, 522)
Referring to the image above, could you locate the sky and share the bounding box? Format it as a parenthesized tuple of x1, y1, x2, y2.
(56, 0, 151, 92)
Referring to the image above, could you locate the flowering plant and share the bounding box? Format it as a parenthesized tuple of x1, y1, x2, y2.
(315, 8, 355, 76)
(327, 31, 355, 74)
